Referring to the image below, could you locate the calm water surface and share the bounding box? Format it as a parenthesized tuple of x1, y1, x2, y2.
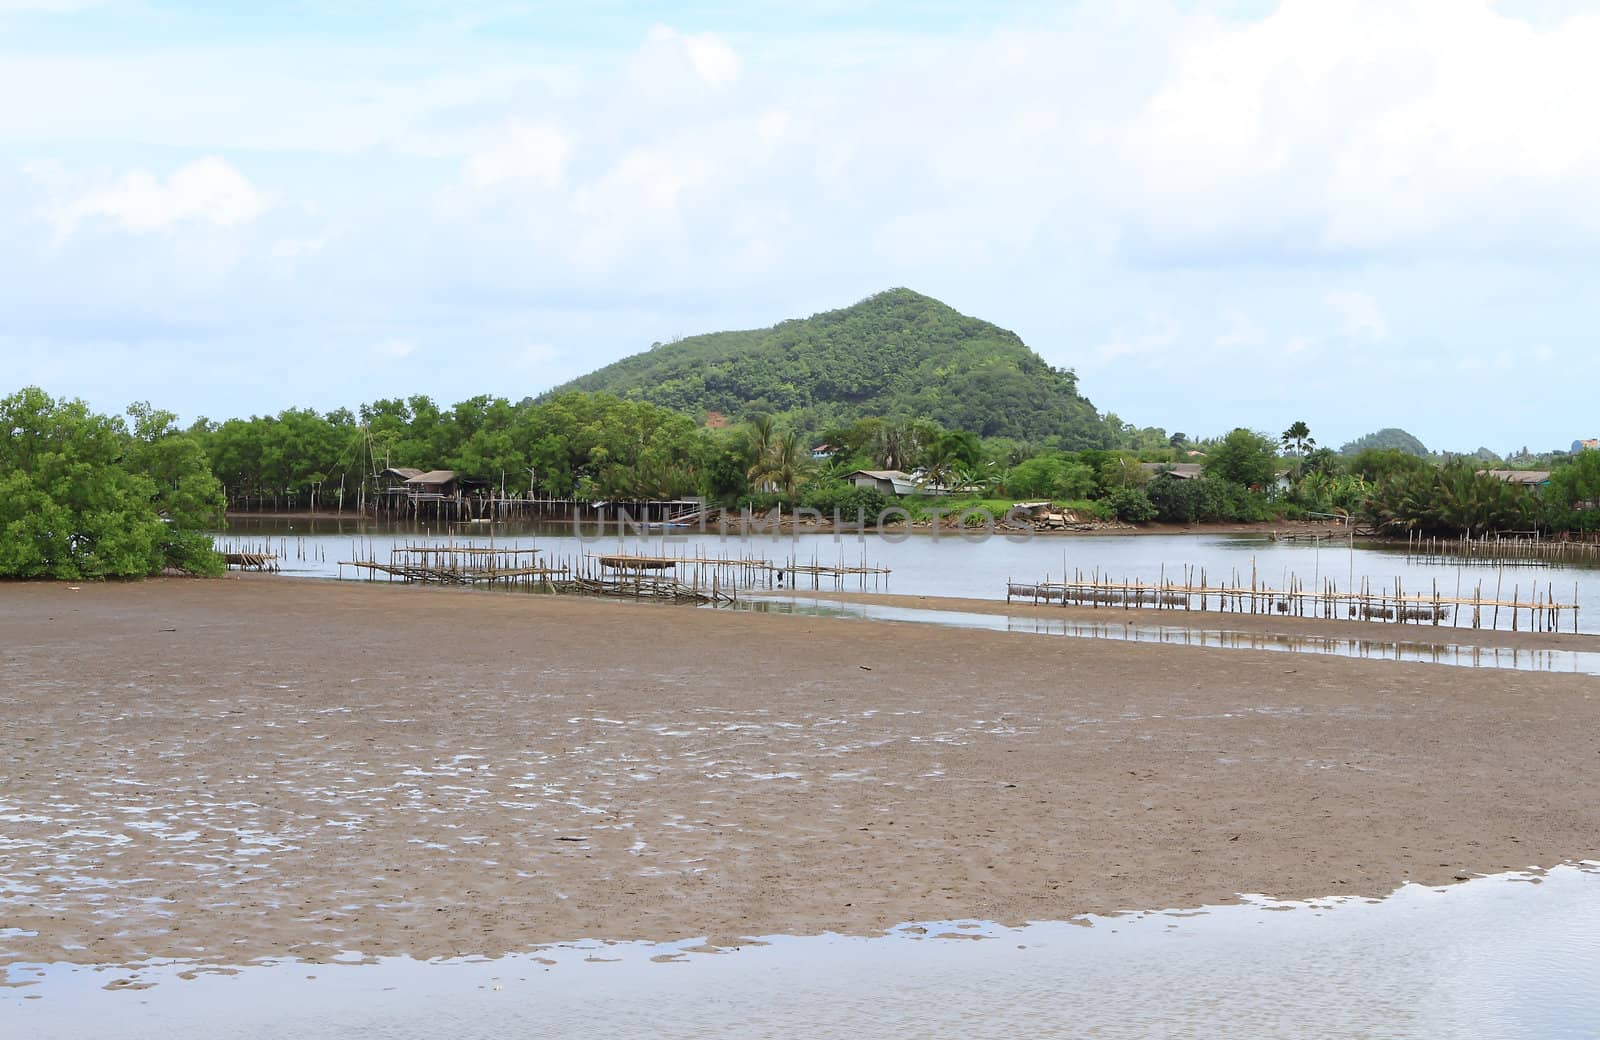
(734, 597, 1600, 675)
(219, 520, 1600, 633)
(8, 867, 1599, 1039)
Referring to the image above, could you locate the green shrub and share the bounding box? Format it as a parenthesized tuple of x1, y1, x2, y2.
(1105, 487, 1156, 523)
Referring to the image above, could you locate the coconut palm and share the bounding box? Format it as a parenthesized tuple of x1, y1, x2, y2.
(750, 430, 807, 500)
(745, 414, 778, 484)
(870, 423, 906, 471)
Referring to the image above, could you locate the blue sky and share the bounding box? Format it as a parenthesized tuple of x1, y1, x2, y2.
(3, 0, 1598, 453)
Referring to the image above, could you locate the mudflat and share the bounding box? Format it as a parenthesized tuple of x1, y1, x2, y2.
(3, 576, 1597, 968)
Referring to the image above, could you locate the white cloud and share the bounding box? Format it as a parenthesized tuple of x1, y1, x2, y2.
(271, 231, 333, 259)
(1324, 290, 1390, 341)
(462, 123, 571, 190)
(1216, 309, 1266, 350)
(679, 30, 741, 87)
(756, 110, 790, 141)
(633, 25, 742, 92)
(508, 343, 559, 371)
(0, 0, 106, 11)
(58, 156, 267, 235)
(1086, 318, 1182, 370)
(1114, 0, 1600, 259)
(370, 339, 417, 360)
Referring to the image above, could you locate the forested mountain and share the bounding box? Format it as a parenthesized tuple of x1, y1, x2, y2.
(1339, 427, 1429, 457)
(548, 288, 1109, 446)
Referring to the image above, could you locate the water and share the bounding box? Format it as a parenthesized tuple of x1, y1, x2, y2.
(7, 866, 1599, 1039)
(734, 597, 1600, 676)
(217, 519, 1600, 633)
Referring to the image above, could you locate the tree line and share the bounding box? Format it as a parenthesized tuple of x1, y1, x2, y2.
(6, 385, 1599, 580)
(185, 399, 1600, 535)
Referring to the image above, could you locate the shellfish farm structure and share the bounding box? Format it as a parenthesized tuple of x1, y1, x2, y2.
(1007, 562, 1581, 634)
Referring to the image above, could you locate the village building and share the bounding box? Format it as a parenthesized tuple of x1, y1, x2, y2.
(843, 469, 921, 496)
(404, 469, 460, 501)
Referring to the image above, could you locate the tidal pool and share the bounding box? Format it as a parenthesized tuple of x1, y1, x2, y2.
(6, 867, 1599, 1039)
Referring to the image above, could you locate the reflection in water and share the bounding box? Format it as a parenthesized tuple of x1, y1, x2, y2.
(7, 867, 1599, 1039)
(734, 598, 1600, 676)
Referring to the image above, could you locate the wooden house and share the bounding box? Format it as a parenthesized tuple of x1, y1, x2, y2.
(404, 469, 460, 501)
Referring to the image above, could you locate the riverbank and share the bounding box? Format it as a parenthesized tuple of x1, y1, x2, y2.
(4, 575, 1598, 970)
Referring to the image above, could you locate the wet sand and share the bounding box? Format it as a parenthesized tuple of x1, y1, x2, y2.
(3, 576, 1599, 968)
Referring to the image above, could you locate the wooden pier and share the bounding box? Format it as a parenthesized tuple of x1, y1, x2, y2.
(1007, 564, 1581, 634)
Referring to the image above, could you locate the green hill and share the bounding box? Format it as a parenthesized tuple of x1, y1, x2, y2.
(1339, 427, 1429, 457)
(548, 288, 1107, 445)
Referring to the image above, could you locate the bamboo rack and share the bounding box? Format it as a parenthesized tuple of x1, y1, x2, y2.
(1007, 564, 1581, 634)
(1403, 530, 1600, 566)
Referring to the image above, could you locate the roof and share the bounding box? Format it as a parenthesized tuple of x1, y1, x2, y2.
(1481, 469, 1551, 485)
(843, 469, 920, 495)
(1140, 462, 1204, 480)
(404, 469, 458, 485)
(381, 467, 423, 480)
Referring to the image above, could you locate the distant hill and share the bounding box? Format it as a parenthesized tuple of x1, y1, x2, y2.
(1339, 427, 1429, 457)
(547, 288, 1108, 444)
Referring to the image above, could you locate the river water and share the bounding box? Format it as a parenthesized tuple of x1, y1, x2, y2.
(8, 866, 1599, 1039)
(734, 597, 1600, 675)
(219, 519, 1600, 633)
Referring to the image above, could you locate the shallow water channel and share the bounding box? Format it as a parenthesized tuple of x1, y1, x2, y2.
(734, 597, 1600, 676)
(7, 867, 1599, 1039)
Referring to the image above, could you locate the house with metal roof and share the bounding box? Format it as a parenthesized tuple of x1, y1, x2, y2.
(843, 469, 920, 496)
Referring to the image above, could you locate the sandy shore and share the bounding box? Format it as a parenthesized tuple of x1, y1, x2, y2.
(3, 576, 1598, 969)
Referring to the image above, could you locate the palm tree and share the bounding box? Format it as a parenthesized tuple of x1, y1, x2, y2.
(742, 412, 780, 489)
(745, 414, 778, 484)
(870, 423, 906, 471)
(1281, 421, 1315, 478)
(750, 431, 807, 500)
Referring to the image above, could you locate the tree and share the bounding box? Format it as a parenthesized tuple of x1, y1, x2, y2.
(1347, 448, 1430, 484)
(919, 430, 982, 490)
(0, 388, 223, 578)
(1362, 460, 1533, 536)
(749, 430, 808, 500)
(744, 414, 779, 485)
(1302, 446, 1341, 478)
(1280, 421, 1316, 479)
(1203, 429, 1280, 489)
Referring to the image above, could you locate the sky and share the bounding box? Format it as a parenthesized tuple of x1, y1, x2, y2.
(3, 0, 1599, 454)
